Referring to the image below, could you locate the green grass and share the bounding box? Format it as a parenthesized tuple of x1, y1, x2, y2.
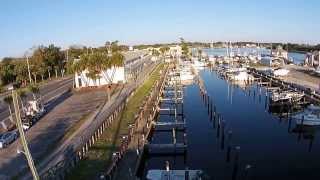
(66, 64, 165, 180)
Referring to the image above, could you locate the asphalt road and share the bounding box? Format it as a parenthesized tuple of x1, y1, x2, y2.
(0, 77, 73, 132)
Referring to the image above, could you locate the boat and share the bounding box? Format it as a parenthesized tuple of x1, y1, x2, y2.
(229, 71, 255, 82)
(270, 90, 304, 103)
(273, 68, 290, 76)
(192, 59, 206, 71)
(293, 104, 320, 126)
(225, 67, 247, 73)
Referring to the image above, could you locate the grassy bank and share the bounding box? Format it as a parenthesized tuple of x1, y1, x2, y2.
(66, 63, 164, 179)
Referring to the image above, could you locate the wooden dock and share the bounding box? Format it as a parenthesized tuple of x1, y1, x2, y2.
(153, 121, 186, 131)
(145, 143, 187, 154)
(249, 68, 320, 104)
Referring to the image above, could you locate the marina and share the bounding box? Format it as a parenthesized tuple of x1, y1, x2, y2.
(1, 1, 320, 180)
(137, 62, 320, 180)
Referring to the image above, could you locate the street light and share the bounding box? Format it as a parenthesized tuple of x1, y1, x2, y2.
(25, 48, 35, 85)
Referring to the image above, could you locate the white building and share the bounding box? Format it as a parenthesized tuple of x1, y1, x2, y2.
(74, 50, 148, 88)
(305, 51, 320, 68)
(75, 67, 125, 88)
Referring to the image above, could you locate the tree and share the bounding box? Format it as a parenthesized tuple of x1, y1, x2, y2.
(39, 62, 47, 81)
(159, 46, 170, 59)
(85, 53, 105, 86)
(43, 44, 64, 77)
(28, 84, 40, 101)
(30, 46, 46, 84)
(4, 95, 14, 124)
(152, 49, 160, 56)
(17, 89, 27, 114)
(111, 40, 120, 53)
(180, 38, 189, 59)
(0, 58, 15, 85)
(198, 49, 202, 58)
(13, 61, 28, 87)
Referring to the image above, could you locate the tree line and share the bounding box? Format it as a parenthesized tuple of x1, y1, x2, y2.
(0, 41, 128, 92)
(0, 44, 66, 90)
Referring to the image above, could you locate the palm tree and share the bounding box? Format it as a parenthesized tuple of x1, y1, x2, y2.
(99, 49, 124, 101)
(54, 65, 59, 78)
(72, 56, 88, 87)
(198, 49, 202, 59)
(17, 89, 27, 115)
(4, 95, 14, 123)
(160, 46, 170, 61)
(28, 84, 40, 101)
(47, 66, 52, 80)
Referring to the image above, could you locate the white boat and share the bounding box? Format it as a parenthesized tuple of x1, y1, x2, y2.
(314, 68, 320, 75)
(225, 67, 247, 73)
(294, 104, 320, 126)
(270, 91, 304, 103)
(147, 170, 204, 180)
(180, 70, 194, 81)
(230, 71, 255, 82)
(192, 60, 206, 70)
(273, 68, 290, 76)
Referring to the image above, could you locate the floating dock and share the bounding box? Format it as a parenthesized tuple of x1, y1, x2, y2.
(153, 121, 186, 131)
(146, 169, 203, 180)
(145, 143, 187, 155)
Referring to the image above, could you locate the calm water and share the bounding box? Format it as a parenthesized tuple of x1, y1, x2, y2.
(202, 48, 306, 64)
(140, 69, 320, 180)
(288, 52, 306, 64)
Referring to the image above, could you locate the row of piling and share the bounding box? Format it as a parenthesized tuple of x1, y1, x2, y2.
(197, 74, 252, 180)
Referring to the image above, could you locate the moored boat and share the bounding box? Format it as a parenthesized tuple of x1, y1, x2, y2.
(294, 104, 320, 126)
(270, 90, 304, 103)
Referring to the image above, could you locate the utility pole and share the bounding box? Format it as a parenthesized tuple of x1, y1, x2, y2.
(11, 89, 39, 180)
(66, 49, 69, 62)
(26, 56, 32, 84)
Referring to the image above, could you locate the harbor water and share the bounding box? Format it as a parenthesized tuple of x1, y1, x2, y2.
(140, 68, 320, 180)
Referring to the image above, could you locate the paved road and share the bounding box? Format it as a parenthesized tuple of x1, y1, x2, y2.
(0, 77, 73, 132)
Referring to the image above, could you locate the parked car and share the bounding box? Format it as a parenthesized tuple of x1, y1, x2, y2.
(22, 121, 33, 131)
(0, 131, 18, 148)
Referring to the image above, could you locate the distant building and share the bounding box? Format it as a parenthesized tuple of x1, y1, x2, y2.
(305, 51, 320, 68)
(129, 46, 134, 51)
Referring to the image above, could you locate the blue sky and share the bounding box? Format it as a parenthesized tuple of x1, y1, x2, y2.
(0, 0, 319, 58)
